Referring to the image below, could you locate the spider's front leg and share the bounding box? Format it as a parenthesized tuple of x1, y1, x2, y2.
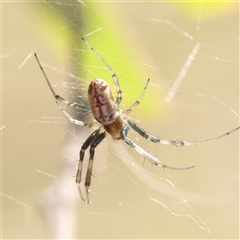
(120, 125, 195, 170)
(76, 130, 100, 202)
(76, 128, 106, 204)
(127, 118, 240, 147)
(85, 131, 106, 203)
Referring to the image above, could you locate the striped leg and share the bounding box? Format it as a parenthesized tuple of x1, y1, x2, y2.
(125, 78, 150, 115)
(120, 125, 196, 170)
(127, 118, 240, 147)
(76, 129, 103, 203)
(85, 131, 106, 204)
(34, 53, 91, 127)
(81, 37, 122, 106)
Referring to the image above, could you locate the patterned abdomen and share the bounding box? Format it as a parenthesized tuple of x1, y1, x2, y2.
(88, 79, 116, 125)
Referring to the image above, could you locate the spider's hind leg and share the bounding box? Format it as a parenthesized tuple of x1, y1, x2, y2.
(34, 53, 91, 126)
(124, 78, 150, 115)
(81, 37, 122, 106)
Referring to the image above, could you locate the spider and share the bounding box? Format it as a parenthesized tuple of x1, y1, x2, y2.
(34, 37, 240, 204)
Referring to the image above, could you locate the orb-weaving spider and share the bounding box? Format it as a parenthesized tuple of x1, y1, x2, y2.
(35, 37, 240, 204)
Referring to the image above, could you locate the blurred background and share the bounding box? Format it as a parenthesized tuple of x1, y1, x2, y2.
(2, 1, 239, 239)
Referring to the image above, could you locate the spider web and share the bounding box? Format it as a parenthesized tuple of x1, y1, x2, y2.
(2, 1, 239, 239)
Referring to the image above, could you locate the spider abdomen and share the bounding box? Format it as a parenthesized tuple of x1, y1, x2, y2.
(88, 78, 116, 125)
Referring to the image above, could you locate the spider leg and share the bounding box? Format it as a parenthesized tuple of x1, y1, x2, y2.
(120, 125, 196, 170)
(81, 37, 122, 106)
(125, 78, 150, 115)
(55, 99, 97, 127)
(76, 129, 105, 203)
(85, 131, 106, 204)
(34, 53, 93, 127)
(127, 118, 240, 147)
